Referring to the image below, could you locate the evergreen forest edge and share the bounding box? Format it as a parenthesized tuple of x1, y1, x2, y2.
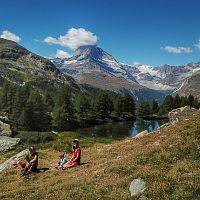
(0, 81, 199, 135)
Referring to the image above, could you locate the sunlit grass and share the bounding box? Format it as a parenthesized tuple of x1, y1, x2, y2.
(0, 112, 200, 199)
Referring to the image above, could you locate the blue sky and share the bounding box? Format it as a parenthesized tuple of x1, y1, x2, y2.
(0, 0, 200, 66)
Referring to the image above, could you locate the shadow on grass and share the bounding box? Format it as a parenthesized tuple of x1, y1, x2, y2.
(80, 162, 90, 166)
(37, 167, 49, 173)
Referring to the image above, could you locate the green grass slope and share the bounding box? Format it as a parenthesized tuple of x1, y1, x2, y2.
(0, 112, 199, 200)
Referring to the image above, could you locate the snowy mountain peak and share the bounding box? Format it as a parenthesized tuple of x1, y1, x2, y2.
(74, 45, 117, 63)
(51, 45, 138, 84)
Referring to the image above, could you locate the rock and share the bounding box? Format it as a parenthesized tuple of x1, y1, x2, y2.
(0, 120, 12, 136)
(0, 114, 9, 123)
(168, 106, 199, 124)
(0, 136, 20, 152)
(0, 149, 29, 172)
(157, 122, 171, 130)
(129, 178, 146, 197)
(139, 195, 151, 200)
(134, 130, 149, 138)
(51, 130, 58, 135)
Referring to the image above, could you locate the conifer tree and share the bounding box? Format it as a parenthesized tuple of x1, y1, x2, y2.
(162, 95, 174, 112)
(75, 92, 91, 124)
(19, 91, 52, 131)
(18, 101, 34, 131)
(43, 91, 54, 112)
(173, 94, 181, 109)
(95, 92, 113, 119)
(193, 97, 200, 109)
(150, 99, 159, 115)
(53, 85, 75, 131)
(158, 104, 167, 116)
(11, 85, 30, 127)
(188, 94, 195, 107)
(123, 93, 135, 116)
(136, 101, 151, 118)
(0, 81, 17, 114)
(112, 93, 135, 118)
(112, 94, 124, 117)
(180, 96, 188, 107)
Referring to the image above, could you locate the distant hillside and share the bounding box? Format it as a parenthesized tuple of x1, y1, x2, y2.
(0, 38, 78, 93)
(173, 72, 200, 97)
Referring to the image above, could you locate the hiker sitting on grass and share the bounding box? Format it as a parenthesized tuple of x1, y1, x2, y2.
(57, 152, 67, 170)
(22, 147, 38, 176)
(63, 139, 81, 168)
(13, 154, 30, 170)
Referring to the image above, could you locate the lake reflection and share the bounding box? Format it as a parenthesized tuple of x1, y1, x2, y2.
(76, 119, 168, 138)
(129, 119, 162, 136)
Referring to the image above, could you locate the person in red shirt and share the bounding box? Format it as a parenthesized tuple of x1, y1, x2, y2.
(63, 139, 81, 168)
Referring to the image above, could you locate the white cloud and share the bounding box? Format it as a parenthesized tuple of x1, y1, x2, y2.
(161, 46, 192, 54)
(0, 30, 21, 42)
(195, 40, 200, 49)
(34, 39, 39, 42)
(133, 61, 140, 65)
(44, 28, 98, 50)
(55, 49, 72, 59)
(44, 36, 57, 44)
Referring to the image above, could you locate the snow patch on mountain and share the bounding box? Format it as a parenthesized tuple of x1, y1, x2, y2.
(64, 60, 77, 65)
(173, 82, 185, 93)
(138, 80, 175, 90)
(192, 67, 200, 73)
(136, 65, 161, 78)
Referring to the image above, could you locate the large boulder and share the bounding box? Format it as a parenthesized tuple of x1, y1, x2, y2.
(0, 120, 12, 136)
(0, 114, 9, 123)
(168, 106, 199, 123)
(0, 149, 29, 172)
(129, 178, 146, 197)
(0, 136, 20, 152)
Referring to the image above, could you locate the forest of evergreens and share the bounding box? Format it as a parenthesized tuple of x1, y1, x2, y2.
(0, 81, 199, 133)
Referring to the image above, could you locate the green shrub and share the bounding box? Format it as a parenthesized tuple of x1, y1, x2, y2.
(16, 131, 55, 144)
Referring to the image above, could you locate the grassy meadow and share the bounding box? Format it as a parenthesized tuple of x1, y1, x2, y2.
(0, 112, 200, 200)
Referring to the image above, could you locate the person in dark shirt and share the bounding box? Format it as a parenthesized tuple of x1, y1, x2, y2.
(22, 147, 38, 176)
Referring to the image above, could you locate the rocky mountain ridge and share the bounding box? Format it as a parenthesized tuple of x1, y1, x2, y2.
(52, 45, 170, 101)
(52, 45, 200, 97)
(131, 62, 200, 91)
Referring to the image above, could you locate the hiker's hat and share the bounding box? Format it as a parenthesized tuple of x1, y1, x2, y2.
(73, 139, 79, 143)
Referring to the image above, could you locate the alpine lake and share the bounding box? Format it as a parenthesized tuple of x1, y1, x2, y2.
(76, 119, 169, 138)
